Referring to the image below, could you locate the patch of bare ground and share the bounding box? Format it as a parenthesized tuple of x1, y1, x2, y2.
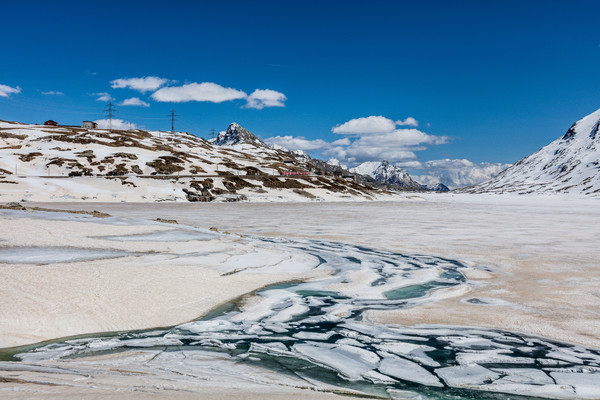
(0, 132, 27, 140)
(0, 202, 111, 217)
(255, 177, 312, 189)
(293, 189, 316, 199)
(146, 156, 185, 174)
(17, 152, 43, 162)
(106, 163, 130, 176)
(155, 218, 178, 224)
(223, 177, 258, 192)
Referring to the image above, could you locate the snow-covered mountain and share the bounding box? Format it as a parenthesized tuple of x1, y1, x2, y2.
(326, 158, 347, 170)
(425, 183, 450, 192)
(0, 120, 389, 202)
(350, 160, 424, 190)
(215, 123, 267, 147)
(460, 108, 600, 196)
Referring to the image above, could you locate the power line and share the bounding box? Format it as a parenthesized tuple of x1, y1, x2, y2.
(169, 108, 178, 133)
(104, 101, 116, 131)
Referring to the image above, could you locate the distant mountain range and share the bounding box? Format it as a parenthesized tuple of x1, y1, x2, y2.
(460, 108, 600, 196)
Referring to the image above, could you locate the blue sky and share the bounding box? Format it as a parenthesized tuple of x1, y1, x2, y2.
(1, 0, 600, 186)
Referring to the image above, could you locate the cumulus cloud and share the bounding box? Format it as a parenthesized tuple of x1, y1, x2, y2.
(119, 97, 150, 107)
(331, 129, 449, 164)
(265, 136, 350, 152)
(396, 117, 418, 127)
(150, 82, 287, 109)
(42, 91, 64, 96)
(151, 82, 247, 103)
(111, 76, 169, 93)
(352, 129, 448, 147)
(406, 159, 512, 189)
(332, 116, 396, 134)
(0, 84, 21, 97)
(265, 127, 448, 165)
(94, 119, 138, 130)
(94, 92, 114, 102)
(245, 89, 287, 109)
(332, 115, 420, 134)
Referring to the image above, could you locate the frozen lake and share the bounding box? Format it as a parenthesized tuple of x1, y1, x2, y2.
(1, 195, 599, 399)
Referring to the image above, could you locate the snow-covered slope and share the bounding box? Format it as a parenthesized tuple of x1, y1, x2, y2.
(461, 109, 600, 196)
(351, 160, 423, 190)
(0, 120, 389, 202)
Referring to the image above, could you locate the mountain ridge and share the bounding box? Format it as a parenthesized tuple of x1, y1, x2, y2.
(0, 120, 393, 202)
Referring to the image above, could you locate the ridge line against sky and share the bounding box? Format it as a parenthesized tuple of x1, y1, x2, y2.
(1, 0, 599, 187)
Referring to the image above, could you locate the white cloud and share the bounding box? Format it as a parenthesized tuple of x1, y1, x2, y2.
(265, 136, 349, 152)
(151, 82, 286, 109)
(332, 115, 421, 134)
(0, 84, 21, 97)
(94, 92, 114, 102)
(332, 116, 396, 135)
(119, 97, 150, 107)
(352, 129, 448, 147)
(152, 82, 247, 103)
(265, 128, 447, 165)
(325, 129, 449, 164)
(94, 119, 138, 130)
(407, 159, 511, 189)
(396, 117, 418, 127)
(245, 89, 287, 109)
(111, 76, 169, 93)
(42, 91, 64, 96)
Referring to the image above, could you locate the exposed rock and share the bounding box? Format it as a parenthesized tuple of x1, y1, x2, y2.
(0, 202, 26, 210)
(155, 218, 178, 224)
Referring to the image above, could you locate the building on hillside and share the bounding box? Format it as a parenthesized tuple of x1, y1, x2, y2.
(82, 121, 98, 129)
(44, 120, 58, 126)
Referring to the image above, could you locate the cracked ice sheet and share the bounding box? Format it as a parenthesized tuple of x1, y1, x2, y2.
(292, 342, 379, 381)
(378, 354, 443, 387)
(0, 246, 134, 264)
(550, 372, 600, 398)
(100, 229, 217, 242)
(61, 197, 600, 351)
(0, 350, 358, 400)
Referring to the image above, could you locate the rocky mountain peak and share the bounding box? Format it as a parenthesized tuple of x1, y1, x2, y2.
(215, 123, 267, 147)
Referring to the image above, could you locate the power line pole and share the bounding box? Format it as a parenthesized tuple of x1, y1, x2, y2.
(104, 101, 116, 132)
(169, 108, 178, 133)
(210, 128, 216, 140)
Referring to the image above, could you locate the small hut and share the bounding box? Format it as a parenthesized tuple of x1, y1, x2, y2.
(43, 120, 58, 126)
(82, 121, 98, 129)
